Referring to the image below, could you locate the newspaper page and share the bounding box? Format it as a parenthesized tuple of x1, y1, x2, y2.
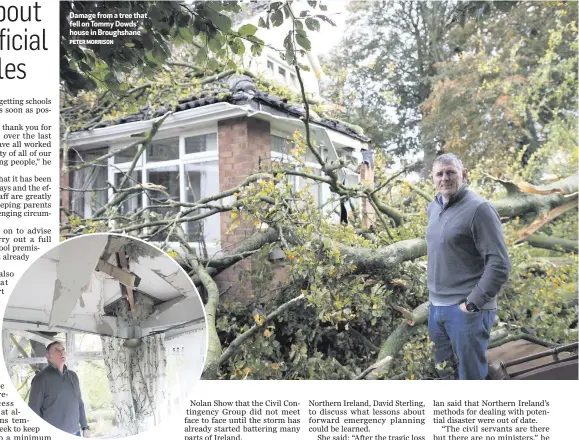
(0, 1, 577, 440)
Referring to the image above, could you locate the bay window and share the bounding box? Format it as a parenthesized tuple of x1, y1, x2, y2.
(270, 133, 326, 207)
(102, 129, 220, 244)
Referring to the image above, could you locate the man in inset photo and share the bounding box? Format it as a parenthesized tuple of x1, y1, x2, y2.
(28, 341, 91, 436)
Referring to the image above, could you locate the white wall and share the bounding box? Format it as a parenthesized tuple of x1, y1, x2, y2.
(240, 6, 322, 96)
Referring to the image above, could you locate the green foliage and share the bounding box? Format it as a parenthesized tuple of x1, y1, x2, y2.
(422, 2, 578, 179)
(78, 361, 114, 412)
(68, 215, 110, 234)
(61, 1, 257, 93)
(321, 1, 457, 155)
(499, 227, 578, 343)
(211, 130, 577, 379)
(62, 1, 332, 94)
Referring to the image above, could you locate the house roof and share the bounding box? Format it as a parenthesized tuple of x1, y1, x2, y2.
(83, 74, 371, 143)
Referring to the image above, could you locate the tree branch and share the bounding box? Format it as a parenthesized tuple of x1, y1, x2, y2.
(218, 294, 306, 366)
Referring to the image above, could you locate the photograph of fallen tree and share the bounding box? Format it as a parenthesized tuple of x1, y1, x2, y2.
(60, 1, 578, 380)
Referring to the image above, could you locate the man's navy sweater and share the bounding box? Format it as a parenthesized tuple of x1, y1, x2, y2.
(426, 185, 511, 310)
(28, 364, 88, 434)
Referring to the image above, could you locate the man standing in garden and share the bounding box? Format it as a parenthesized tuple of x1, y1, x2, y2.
(426, 153, 511, 380)
(28, 341, 91, 436)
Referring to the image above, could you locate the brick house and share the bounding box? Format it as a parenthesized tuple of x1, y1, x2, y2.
(63, 70, 373, 299)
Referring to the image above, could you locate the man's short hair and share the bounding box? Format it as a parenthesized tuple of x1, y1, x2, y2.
(433, 153, 464, 172)
(46, 341, 63, 352)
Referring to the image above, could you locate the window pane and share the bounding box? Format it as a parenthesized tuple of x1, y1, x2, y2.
(147, 166, 180, 240)
(147, 137, 179, 162)
(113, 145, 140, 164)
(11, 364, 38, 401)
(267, 60, 274, 71)
(114, 171, 142, 215)
(74, 333, 103, 352)
(185, 133, 217, 154)
(272, 135, 319, 164)
(305, 146, 318, 163)
(278, 66, 286, 77)
(271, 135, 291, 154)
(185, 161, 219, 242)
(299, 168, 321, 206)
(76, 360, 115, 435)
(148, 166, 180, 210)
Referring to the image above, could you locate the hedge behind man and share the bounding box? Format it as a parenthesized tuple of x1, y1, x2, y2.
(28, 341, 91, 436)
(426, 153, 511, 380)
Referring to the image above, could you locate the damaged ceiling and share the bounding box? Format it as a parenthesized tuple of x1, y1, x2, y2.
(3, 235, 205, 339)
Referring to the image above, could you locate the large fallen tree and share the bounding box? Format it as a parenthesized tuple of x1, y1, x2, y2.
(61, 102, 578, 379)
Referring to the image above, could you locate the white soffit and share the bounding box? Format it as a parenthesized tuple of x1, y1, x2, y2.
(66, 103, 250, 150)
(250, 110, 365, 151)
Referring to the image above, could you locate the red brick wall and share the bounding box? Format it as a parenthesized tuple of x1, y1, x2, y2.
(215, 117, 271, 301)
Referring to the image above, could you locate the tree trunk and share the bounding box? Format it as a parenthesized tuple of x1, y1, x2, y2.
(525, 235, 578, 253)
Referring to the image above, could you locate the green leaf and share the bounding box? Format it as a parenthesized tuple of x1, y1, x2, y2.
(307, 0, 318, 8)
(226, 60, 237, 70)
(141, 32, 154, 50)
(203, 6, 232, 33)
(295, 19, 304, 31)
(196, 47, 208, 64)
(305, 18, 320, 31)
(208, 36, 223, 53)
(317, 15, 336, 26)
(283, 32, 295, 65)
(148, 5, 160, 22)
(144, 49, 155, 63)
(295, 31, 311, 51)
(238, 23, 258, 36)
(251, 43, 263, 57)
(221, 2, 241, 13)
(207, 58, 219, 71)
(258, 17, 267, 28)
(283, 5, 291, 19)
(177, 12, 190, 28)
(300, 11, 308, 18)
(178, 26, 193, 41)
(152, 45, 165, 64)
(78, 61, 92, 72)
(271, 9, 284, 27)
(228, 38, 245, 55)
(320, 4, 328, 11)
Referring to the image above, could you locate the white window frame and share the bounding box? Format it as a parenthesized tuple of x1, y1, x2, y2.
(270, 129, 326, 207)
(105, 126, 220, 244)
(3, 330, 104, 371)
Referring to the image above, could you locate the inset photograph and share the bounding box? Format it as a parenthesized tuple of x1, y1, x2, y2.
(3, 234, 206, 437)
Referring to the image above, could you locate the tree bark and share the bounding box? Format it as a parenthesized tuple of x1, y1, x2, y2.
(359, 301, 429, 380)
(492, 173, 578, 218)
(525, 235, 578, 253)
(188, 255, 222, 380)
